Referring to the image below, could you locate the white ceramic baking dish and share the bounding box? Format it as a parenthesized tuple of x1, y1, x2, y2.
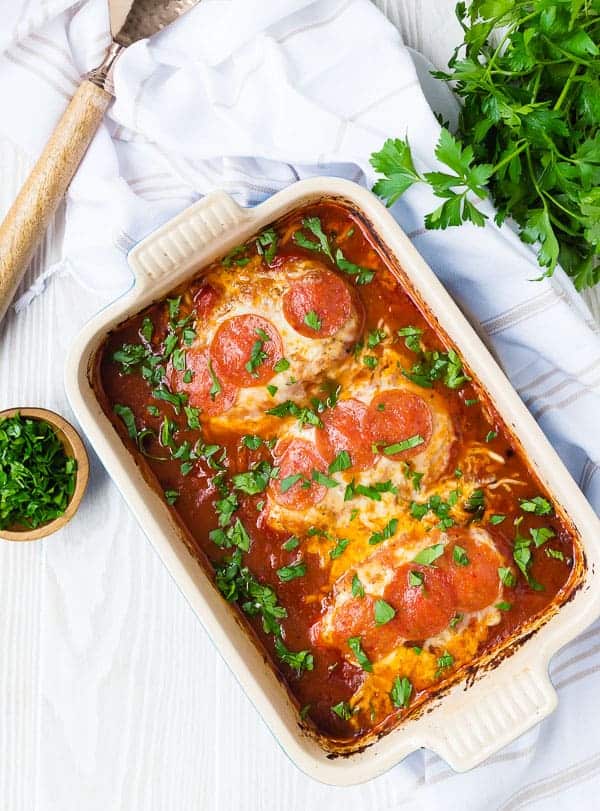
(64, 178, 600, 785)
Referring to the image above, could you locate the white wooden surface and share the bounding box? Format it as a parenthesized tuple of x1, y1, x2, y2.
(0, 3, 598, 810)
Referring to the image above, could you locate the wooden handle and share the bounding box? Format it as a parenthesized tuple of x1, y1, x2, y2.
(0, 80, 111, 322)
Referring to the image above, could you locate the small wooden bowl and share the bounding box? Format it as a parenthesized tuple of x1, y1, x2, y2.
(0, 407, 89, 542)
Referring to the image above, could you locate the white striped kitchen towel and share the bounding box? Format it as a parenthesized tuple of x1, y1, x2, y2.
(1, 1, 600, 808)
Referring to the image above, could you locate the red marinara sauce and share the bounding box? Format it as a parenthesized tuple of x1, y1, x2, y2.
(94, 201, 580, 746)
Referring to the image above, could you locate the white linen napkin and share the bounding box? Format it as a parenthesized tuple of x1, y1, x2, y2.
(2, 1, 600, 806)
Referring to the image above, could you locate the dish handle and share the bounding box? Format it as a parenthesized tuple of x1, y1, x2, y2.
(129, 191, 250, 288)
(427, 664, 557, 772)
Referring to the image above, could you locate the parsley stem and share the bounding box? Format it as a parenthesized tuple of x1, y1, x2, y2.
(490, 141, 527, 177)
(540, 35, 593, 68)
(554, 62, 579, 112)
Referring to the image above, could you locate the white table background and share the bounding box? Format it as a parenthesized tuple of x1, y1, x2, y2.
(1, 3, 599, 809)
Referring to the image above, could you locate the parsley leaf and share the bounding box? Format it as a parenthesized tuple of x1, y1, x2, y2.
(348, 637, 373, 672)
(390, 676, 413, 709)
(374, 599, 396, 626)
(304, 310, 322, 331)
(368, 517, 399, 545)
(293, 216, 334, 262)
(371, 3, 600, 289)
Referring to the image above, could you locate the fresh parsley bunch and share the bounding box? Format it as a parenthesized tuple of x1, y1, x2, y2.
(370, 0, 600, 289)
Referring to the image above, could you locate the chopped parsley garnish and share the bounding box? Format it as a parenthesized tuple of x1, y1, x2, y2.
(140, 317, 154, 342)
(331, 701, 353, 721)
(245, 331, 270, 378)
(293, 216, 334, 262)
(222, 245, 249, 267)
(436, 651, 454, 678)
(397, 325, 423, 354)
(383, 434, 424, 455)
(330, 538, 350, 559)
(489, 514, 506, 525)
(265, 399, 322, 428)
(367, 328, 386, 348)
(328, 450, 352, 474)
(279, 473, 304, 493)
(463, 488, 485, 518)
(351, 573, 365, 598)
(114, 404, 138, 440)
(0, 412, 78, 530)
(215, 492, 238, 527)
(273, 637, 314, 674)
(282, 536, 299, 552)
(374, 599, 396, 625)
(171, 347, 186, 371)
(232, 461, 272, 495)
(276, 561, 307, 582)
(449, 613, 464, 628)
(368, 517, 399, 545)
(408, 570, 425, 588)
(390, 676, 413, 709)
(164, 489, 179, 505)
(242, 435, 262, 450)
(496, 601, 512, 611)
(151, 386, 187, 415)
(452, 545, 469, 566)
(498, 567, 516, 587)
(215, 549, 313, 673)
(311, 470, 339, 488)
(403, 344, 470, 390)
(520, 496, 552, 516)
(146, 405, 160, 417)
(344, 479, 397, 501)
(207, 359, 222, 400)
(530, 527, 556, 547)
(412, 543, 445, 566)
(184, 406, 201, 430)
(266, 384, 278, 397)
(348, 637, 373, 672)
(410, 493, 455, 528)
(546, 547, 565, 561)
(363, 355, 378, 369)
(513, 521, 544, 591)
(304, 310, 322, 331)
(256, 227, 278, 264)
(335, 249, 375, 284)
(167, 296, 181, 322)
(274, 357, 290, 373)
(209, 517, 250, 551)
(485, 430, 498, 443)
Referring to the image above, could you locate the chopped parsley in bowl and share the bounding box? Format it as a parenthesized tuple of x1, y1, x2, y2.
(0, 408, 89, 541)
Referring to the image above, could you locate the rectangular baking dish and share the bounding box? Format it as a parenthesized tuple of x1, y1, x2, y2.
(64, 178, 600, 785)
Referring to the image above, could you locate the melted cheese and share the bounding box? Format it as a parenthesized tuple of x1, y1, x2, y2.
(191, 257, 361, 430)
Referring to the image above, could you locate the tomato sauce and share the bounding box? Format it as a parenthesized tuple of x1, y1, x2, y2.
(94, 201, 581, 747)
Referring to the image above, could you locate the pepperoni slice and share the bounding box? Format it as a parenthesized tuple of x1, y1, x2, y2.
(367, 390, 433, 459)
(315, 399, 376, 472)
(386, 564, 456, 640)
(322, 594, 377, 645)
(320, 593, 403, 661)
(210, 314, 283, 388)
(270, 439, 328, 510)
(170, 347, 237, 416)
(444, 533, 501, 612)
(283, 268, 354, 338)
